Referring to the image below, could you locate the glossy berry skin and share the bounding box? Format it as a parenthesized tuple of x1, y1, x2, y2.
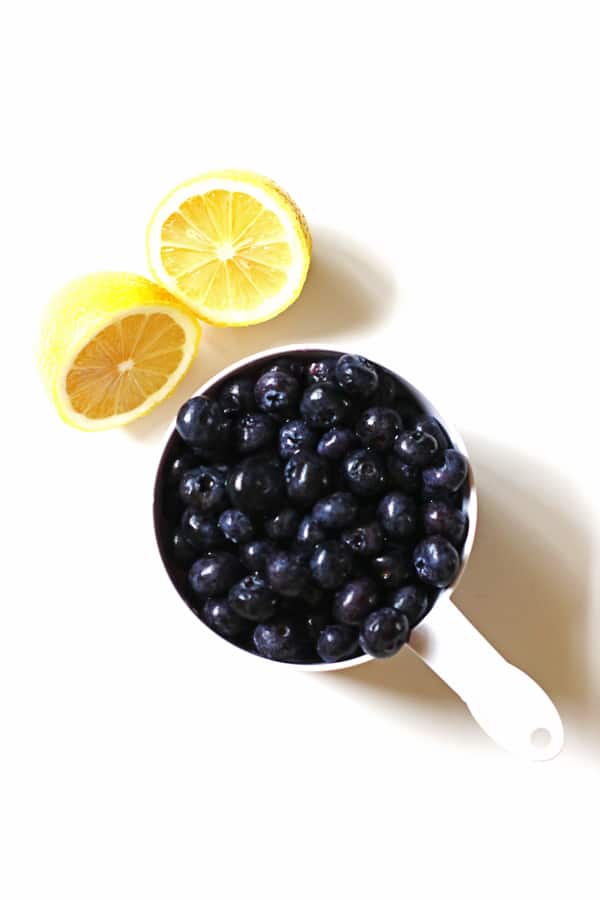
(239, 539, 276, 574)
(377, 492, 418, 539)
(253, 622, 309, 662)
(312, 492, 359, 531)
(264, 508, 300, 542)
(179, 466, 227, 514)
(341, 521, 384, 557)
(413, 536, 460, 587)
(359, 607, 410, 658)
(166, 452, 198, 487)
(422, 450, 468, 493)
(202, 598, 248, 639)
(370, 548, 412, 588)
(394, 429, 439, 467)
(218, 508, 254, 544)
(180, 508, 222, 550)
(228, 574, 278, 621)
(218, 377, 255, 416)
(415, 415, 450, 451)
(317, 625, 359, 663)
(188, 552, 243, 596)
(305, 610, 330, 642)
(317, 427, 358, 461)
(356, 407, 403, 452)
(176, 395, 229, 451)
(284, 451, 330, 507)
(300, 383, 351, 430)
(388, 584, 430, 626)
(310, 541, 353, 589)
(296, 515, 327, 547)
(234, 413, 276, 454)
(386, 455, 420, 494)
(371, 371, 400, 407)
(423, 500, 468, 548)
(265, 357, 305, 380)
(335, 354, 379, 398)
(343, 449, 387, 497)
(226, 457, 285, 514)
(278, 419, 317, 460)
(333, 577, 380, 625)
(266, 549, 310, 597)
(254, 370, 300, 416)
(171, 529, 198, 563)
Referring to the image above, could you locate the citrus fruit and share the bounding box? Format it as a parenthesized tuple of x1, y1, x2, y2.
(38, 272, 201, 431)
(146, 170, 311, 327)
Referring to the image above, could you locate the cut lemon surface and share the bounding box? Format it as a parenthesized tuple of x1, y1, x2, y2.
(38, 272, 201, 431)
(146, 170, 311, 326)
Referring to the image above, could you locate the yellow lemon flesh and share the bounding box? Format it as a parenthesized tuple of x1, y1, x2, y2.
(146, 170, 311, 327)
(38, 272, 201, 431)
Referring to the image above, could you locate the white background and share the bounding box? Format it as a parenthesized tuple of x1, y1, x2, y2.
(2, 1, 600, 897)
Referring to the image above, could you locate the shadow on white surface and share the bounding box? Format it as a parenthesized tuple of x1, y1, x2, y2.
(333, 438, 599, 754)
(126, 226, 398, 443)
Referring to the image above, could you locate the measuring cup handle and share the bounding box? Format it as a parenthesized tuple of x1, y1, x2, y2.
(408, 598, 564, 760)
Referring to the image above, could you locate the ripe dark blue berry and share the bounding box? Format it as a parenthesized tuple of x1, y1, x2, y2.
(278, 419, 317, 460)
(386, 455, 420, 494)
(343, 449, 387, 497)
(388, 584, 430, 626)
(341, 521, 384, 557)
(423, 500, 468, 548)
(415, 415, 450, 451)
(181, 508, 222, 550)
(305, 610, 330, 642)
(234, 413, 276, 454)
(284, 451, 330, 507)
(188, 552, 243, 596)
(179, 466, 227, 514)
(176, 395, 229, 451)
(317, 427, 358, 460)
(422, 450, 468, 493)
(317, 625, 359, 662)
(312, 492, 358, 531)
(370, 547, 412, 588)
(202, 598, 248, 639)
(264, 507, 300, 542)
(265, 357, 305, 380)
(300, 383, 350, 429)
(359, 607, 410, 658)
(335, 354, 379, 398)
(239, 539, 276, 574)
(377, 492, 418, 539)
(172, 529, 198, 563)
(226, 457, 285, 514)
(253, 622, 309, 662)
(266, 549, 310, 597)
(254, 370, 300, 415)
(356, 406, 403, 451)
(218, 377, 255, 416)
(306, 358, 338, 385)
(333, 577, 380, 625)
(228, 574, 278, 621)
(310, 541, 353, 589)
(296, 515, 327, 547)
(394, 429, 439, 467)
(166, 452, 198, 487)
(218, 508, 254, 544)
(413, 536, 460, 587)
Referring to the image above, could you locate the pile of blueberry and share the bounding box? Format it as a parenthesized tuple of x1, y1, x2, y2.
(156, 353, 469, 664)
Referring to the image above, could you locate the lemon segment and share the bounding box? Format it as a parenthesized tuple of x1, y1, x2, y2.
(146, 170, 311, 326)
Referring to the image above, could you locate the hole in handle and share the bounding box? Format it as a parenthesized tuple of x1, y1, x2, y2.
(530, 727, 552, 750)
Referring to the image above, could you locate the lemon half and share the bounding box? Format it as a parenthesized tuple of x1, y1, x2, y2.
(146, 170, 311, 327)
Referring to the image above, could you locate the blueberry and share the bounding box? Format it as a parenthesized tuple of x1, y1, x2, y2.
(202, 597, 248, 639)
(386, 455, 420, 494)
(317, 625, 359, 663)
(218, 508, 254, 544)
(423, 500, 468, 548)
(296, 515, 327, 547)
(388, 585, 430, 626)
(228, 574, 278, 621)
(253, 622, 309, 662)
(171, 529, 198, 563)
(310, 541, 353, 589)
(265, 357, 305, 380)
(226, 457, 285, 514)
(415, 415, 450, 451)
(370, 548, 412, 588)
(335, 354, 379, 398)
(343, 449, 387, 497)
(239, 538, 276, 574)
(394, 429, 439, 467)
(359, 608, 410, 658)
(180, 508, 222, 550)
(179, 466, 227, 514)
(356, 407, 403, 451)
(300, 383, 350, 429)
(377, 492, 418, 539)
(316, 427, 358, 461)
(306, 358, 338, 385)
(333, 577, 380, 625)
(413, 536, 460, 587)
(218, 377, 255, 416)
(278, 419, 318, 460)
(306, 610, 331, 642)
(188, 552, 243, 596)
(421, 485, 465, 508)
(234, 413, 276, 454)
(266, 549, 310, 597)
(176, 395, 229, 451)
(254, 370, 300, 416)
(371, 371, 400, 407)
(312, 492, 358, 531)
(166, 452, 198, 487)
(264, 507, 300, 542)
(284, 451, 330, 507)
(341, 521, 384, 557)
(422, 450, 469, 493)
